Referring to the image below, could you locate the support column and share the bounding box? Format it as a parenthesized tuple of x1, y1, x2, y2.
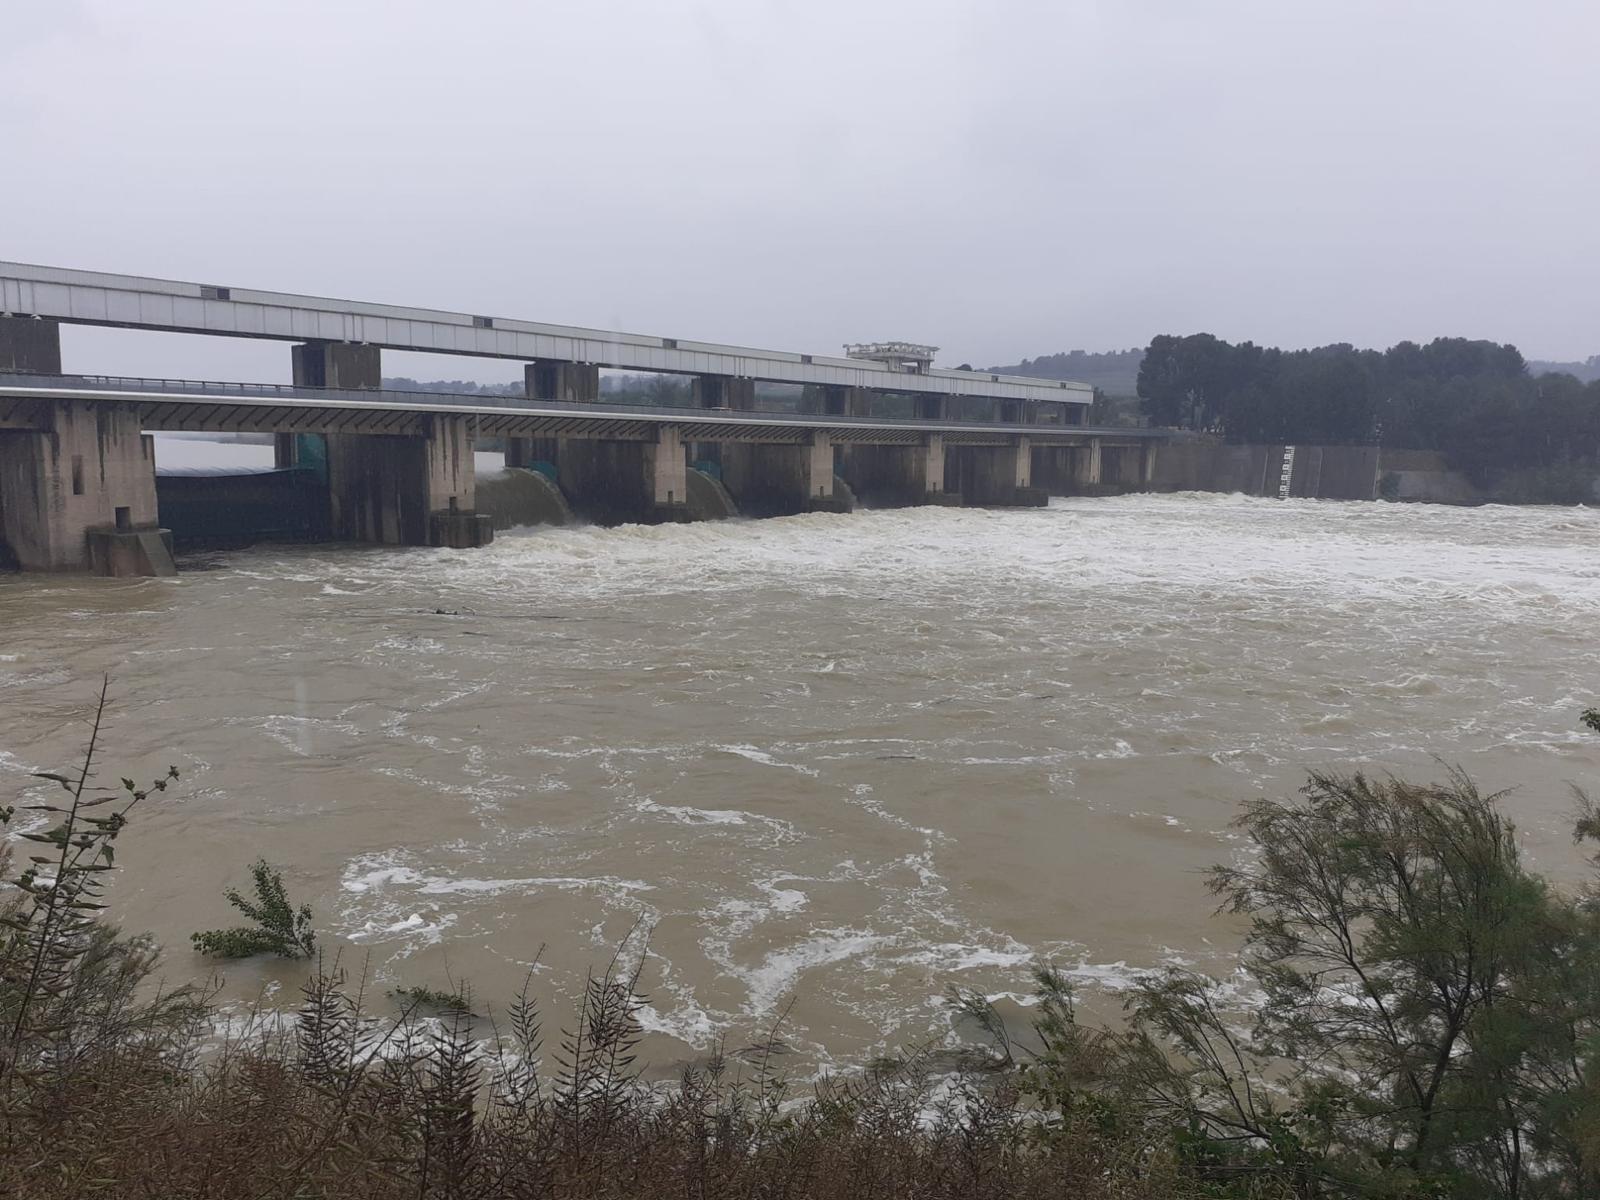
(525, 360, 599, 403)
(291, 341, 490, 549)
(423, 415, 493, 547)
(645, 425, 689, 520)
(285, 340, 382, 472)
(291, 341, 381, 389)
(0, 316, 62, 374)
(1073, 438, 1103, 489)
(322, 417, 491, 548)
(821, 386, 873, 417)
(693, 375, 756, 410)
(510, 363, 592, 475)
(0, 399, 175, 574)
(802, 432, 836, 504)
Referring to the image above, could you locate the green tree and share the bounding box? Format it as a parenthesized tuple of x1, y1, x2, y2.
(998, 769, 1600, 1197)
(1137, 333, 1245, 429)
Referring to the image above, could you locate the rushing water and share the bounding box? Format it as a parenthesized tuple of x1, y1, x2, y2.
(2, 490, 1598, 1069)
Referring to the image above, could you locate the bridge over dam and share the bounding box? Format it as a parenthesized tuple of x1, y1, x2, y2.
(0, 263, 1162, 575)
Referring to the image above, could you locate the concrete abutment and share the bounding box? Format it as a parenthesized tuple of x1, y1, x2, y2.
(0, 398, 175, 575)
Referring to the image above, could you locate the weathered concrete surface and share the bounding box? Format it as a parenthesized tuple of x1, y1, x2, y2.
(324, 415, 490, 547)
(840, 435, 952, 506)
(555, 426, 690, 525)
(806, 385, 872, 417)
(1146, 442, 1277, 495)
(1376, 448, 1479, 504)
(291, 340, 381, 389)
(0, 399, 171, 573)
(87, 526, 176, 577)
(525, 360, 599, 403)
(1144, 441, 1385, 500)
(720, 432, 848, 516)
(0, 315, 62, 374)
(946, 440, 1045, 507)
(693, 375, 756, 411)
(287, 342, 490, 547)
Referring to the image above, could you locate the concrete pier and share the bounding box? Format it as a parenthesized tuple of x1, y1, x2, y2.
(1074, 438, 1103, 488)
(526, 360, 599, 403)
(0, 315, 62, 374)
(323, 414, 491, 547)
(291, 341, 490, 547)
(818, 385, 872, 417)
(0, 398, 175, 574)
(693, 375, 756, 411)
(646, 426, 689, 513)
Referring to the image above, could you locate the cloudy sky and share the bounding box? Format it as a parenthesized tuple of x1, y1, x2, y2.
(4, 0, 1598, 382)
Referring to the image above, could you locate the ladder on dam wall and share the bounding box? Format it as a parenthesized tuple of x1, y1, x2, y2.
(1277, 445, 1296, 499)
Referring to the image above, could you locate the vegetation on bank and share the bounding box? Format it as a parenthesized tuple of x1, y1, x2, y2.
(7, 691, 1600, 1195)
(1133, 333, 1600, 500)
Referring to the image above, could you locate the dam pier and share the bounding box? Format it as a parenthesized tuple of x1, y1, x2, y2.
(0, 263, 1159, 575)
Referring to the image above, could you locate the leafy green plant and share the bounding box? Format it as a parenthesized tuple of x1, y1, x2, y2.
(191, 858, 316, 959)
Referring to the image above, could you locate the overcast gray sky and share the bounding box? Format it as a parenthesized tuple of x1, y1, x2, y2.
(5, 0, 1598, 382)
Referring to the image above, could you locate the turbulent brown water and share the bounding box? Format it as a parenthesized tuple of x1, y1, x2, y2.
(3, 485, 1599, 1069)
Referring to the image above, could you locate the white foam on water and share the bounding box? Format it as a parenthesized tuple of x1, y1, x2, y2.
(635, 799, 752, 826)
(716, 745, 820, 777)
(738, 930, 888, 1016)
(11, 493, 1600, 1070)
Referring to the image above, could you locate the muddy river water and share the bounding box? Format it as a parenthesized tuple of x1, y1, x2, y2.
(2, 488, 1598, 1068)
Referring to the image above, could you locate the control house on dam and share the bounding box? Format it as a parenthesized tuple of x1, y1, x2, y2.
(0, 263, 1162, 575)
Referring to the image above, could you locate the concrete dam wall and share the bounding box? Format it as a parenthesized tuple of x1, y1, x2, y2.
(1136, 441, 1475, 503)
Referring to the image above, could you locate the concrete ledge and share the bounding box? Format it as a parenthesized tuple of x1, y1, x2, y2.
(649, 503, 692, 524)
(804, 496, 854, 515)
(966, 486, 1048, 508)
(429, 511, 494, 548)
(918, 492, 964, 507)
(86, 526, 176, 577)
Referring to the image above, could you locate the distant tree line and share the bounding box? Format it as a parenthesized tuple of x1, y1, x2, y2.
(988, 348, 1145, 396)
(1135, 334, 1600, 491)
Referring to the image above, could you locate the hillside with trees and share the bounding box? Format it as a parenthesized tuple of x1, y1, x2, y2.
(986, 349, 1144, 396)
(1134, 334, 1600, 499)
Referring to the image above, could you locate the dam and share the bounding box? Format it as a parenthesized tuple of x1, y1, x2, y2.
(0, 262, 1161, 574)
